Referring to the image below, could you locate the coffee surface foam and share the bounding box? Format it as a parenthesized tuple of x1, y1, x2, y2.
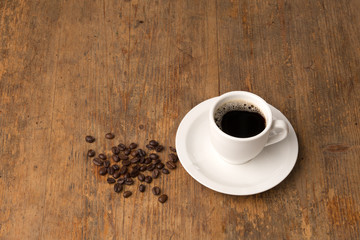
(214, 101, 263, 129)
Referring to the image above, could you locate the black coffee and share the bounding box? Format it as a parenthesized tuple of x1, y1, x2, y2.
(215, 101, 266, 138)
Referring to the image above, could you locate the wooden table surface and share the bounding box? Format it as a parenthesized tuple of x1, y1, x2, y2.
(1, 0, 359, 239)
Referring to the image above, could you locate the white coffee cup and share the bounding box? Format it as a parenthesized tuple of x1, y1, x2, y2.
(209, 91, 289, 164)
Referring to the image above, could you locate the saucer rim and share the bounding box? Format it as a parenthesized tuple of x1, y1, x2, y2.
(175, 97, 299, 196)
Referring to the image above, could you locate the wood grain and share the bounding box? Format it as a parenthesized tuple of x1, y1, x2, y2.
(1, 0, 359, 239)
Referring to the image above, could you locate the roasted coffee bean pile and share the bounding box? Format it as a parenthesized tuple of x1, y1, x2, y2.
(85, 134, 179, 204)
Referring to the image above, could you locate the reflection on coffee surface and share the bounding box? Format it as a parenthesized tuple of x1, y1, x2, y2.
(214, 101, 266, 138)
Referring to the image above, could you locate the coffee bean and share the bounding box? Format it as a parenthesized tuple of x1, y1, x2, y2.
(112, 155, 120, 162)
(108, 167, 115, 175)
(87, 136, 176, 199)
(131, 151, 139, 157)
(99, 167, 107, 175)
(119, 166, 128, 175)
(152, 169, 160, 179)
(153, 159, 161, 165)
(149, 140, 159, 147)
(107, 178, 116, 184)
(138, 173, 145, 182)
(155, 145, 164, 152)
(146, 144, 155, 150)
(166, 161, 176, 169)
(130, 157, 140, 164)
(87, 149, 96, 157)
(105, 133, 115, 139)
(118, 143, 126, 151)
(132, 165, 140, 171)
(147, 164, 155, 171)
(169, 153, 178, 163)
(138, 149, 146, 157)
(122, 160, 131, 166)
(123, 191, 132, 198)
(85, 135, 95, 143)
(158, 194, 168, 203)
(152, 186, 161, 195)
(125, 178, 134, 185)
(138, 148, 147, 157)
(149, 153, 159, 160)
(144, 176, 152, 184)
(130, 169, 139, 178)
(156, 163, 164, 169)
(118, 154, 129, 160)
(114, 183, 123, 193)
(139, 184, 146, 192)
(124, 149, 131, 155)
(112, 164, 120, 171)
(112, 146, 120, 155)
(113, 171, 121, 179)
(93, 158, 103, 166)
(129, 143, 138, 149)
(144, 158, 152, 164)
(103, 160, 110, 168)
(117, 178, 126, 184)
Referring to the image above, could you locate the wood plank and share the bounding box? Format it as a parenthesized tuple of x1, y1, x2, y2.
(35, 0, 131, 239)
(0, 1, 64, 239)
(120, 0, 219, 239)
(216, 0, 360, 239)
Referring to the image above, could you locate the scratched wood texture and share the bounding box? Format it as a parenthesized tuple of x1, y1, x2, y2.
(1, 0, 359, 239)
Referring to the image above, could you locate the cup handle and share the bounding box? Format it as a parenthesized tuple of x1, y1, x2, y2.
(265, 120, 289, 146)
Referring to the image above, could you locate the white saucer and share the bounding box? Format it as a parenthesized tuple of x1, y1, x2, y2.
(175, 97, 298, 195)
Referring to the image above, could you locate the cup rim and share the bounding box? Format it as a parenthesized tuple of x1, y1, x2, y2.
(209, 91, 272, 141)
